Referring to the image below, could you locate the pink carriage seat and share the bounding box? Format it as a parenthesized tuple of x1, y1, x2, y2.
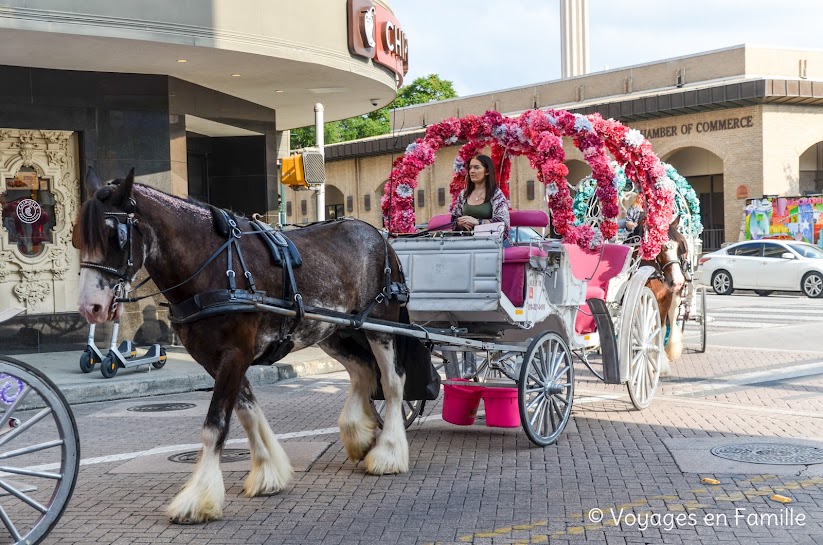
(427, 214, 453, 231)
(509, 210, 550, 228)
(500, 210, 550, 307)
(502, 246, 548, 306)
(564, 243, 632, 335)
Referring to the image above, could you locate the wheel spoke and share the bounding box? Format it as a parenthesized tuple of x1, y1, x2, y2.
(0, 407, 51, 448)
(0, 439, 63, 460)
(0, 466, 62, 480)
(0, 504, 22, 543)
(529, 396, 547, 428)
(0, 478, 48, 513)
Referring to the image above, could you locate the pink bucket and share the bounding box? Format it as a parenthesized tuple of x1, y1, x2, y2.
(442, 379, 483, 425)
(482, 387, 521, 428)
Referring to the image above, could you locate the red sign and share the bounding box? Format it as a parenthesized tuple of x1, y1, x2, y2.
(736, 185, 749, 199)
(347, 0, 408, 85)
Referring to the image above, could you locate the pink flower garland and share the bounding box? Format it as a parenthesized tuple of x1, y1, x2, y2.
(591, 114, 675, 259)
(381, 108, 673, 257)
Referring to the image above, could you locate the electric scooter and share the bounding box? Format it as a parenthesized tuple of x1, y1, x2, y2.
(79, 323, 137, 373)
(99, 320, 167, 378)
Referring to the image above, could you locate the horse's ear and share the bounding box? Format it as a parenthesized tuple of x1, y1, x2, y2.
(111, 168, 135, 207)
(670, 214, 681, 229)
(84, 166, 103, 199)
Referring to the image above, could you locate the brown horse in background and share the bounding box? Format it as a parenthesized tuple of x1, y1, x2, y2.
(628, 216, 689, 370)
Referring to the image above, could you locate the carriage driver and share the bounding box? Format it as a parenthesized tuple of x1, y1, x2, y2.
(451, 154, 511, 242)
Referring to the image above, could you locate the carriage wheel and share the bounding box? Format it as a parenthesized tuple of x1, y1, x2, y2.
(0, 356, 80, 545)
(626, 287, 663, 410)
(370, 399, 423, 430)
(518, 331, 574, 447)
(697, 285, 707, 353)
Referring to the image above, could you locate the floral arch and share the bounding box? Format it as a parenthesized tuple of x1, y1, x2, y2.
(381, 109, 676, 259)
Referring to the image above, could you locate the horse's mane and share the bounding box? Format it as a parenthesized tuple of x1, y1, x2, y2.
(76, 182, 213, 254)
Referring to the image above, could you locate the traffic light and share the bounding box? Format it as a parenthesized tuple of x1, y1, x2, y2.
(281, 149, 325, 188)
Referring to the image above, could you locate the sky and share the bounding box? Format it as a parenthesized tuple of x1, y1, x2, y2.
(390, 0, 823, 96)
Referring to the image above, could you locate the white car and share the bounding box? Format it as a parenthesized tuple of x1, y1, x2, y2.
(696, 239, 823, 298)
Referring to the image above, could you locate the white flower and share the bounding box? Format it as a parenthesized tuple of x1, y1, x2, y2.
(589, 229, 604, 250)
(573, 114, 593, 133)
(445, 135, 458, 145)
(545, 112, 558, 126)
(405, 142, 417, 154)
(625, 129, 645, 148)
(396, 183, 413, 198)
(453, 157, 465, 174)
(545, 182, 559, 197)
(655, 176, 676, 192)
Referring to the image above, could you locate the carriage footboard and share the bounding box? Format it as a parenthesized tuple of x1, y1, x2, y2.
(587, 298, 621, 384)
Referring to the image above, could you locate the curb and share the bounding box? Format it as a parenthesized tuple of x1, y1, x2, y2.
(26, 358, 344, 410)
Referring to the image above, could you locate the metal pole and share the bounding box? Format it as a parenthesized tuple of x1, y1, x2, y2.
(315, 103, 325, 221)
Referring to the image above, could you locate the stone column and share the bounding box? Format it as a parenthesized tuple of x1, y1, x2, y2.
(560, 0, 590, 78)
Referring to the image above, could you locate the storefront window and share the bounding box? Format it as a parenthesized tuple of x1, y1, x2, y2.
(2, 167, 55, 257)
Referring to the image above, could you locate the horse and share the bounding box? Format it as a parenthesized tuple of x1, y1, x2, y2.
(74, 167, 413, 524)
(627, 215, 689, 369)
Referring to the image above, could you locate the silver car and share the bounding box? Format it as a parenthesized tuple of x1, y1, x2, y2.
(696, 239, 823, 298)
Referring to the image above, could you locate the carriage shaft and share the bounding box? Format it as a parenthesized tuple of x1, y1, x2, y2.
(253, 302, 526, 353)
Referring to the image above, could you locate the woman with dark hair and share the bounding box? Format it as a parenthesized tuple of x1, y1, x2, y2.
(450, 154, 510, 240)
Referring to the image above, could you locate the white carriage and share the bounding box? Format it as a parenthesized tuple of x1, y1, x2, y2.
(387, 209, 665, 446)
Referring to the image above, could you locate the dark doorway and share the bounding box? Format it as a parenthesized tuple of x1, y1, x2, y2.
(186, 133, 268, 215)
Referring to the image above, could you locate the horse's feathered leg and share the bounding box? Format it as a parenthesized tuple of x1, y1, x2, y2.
(318, 333, 378, 462)
(363, 332, 408, 475)
(167, 353, 246, 524)
(236, 379, 293, 496)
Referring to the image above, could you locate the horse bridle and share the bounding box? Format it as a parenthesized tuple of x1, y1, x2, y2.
(79, 201, 143, 309)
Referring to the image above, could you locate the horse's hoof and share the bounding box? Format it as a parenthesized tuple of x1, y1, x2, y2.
(339, 422, 377, 462)
(167, 510, 221, 525)
(364, 443, 409, 475)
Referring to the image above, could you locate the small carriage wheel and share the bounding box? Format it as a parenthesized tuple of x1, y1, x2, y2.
(518, 331, 574, 447)
(151, 348, 167, 370)
(697, 285, 707, 353)
(370, 399, 423, 430)
(78, 350, 94, 374)
(100, 355, 118, 379)
(0, 356, 80, 545)
(626, 287, 663, 410)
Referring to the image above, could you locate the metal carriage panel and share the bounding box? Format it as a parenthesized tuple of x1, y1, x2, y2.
(391, 237, 502, 313)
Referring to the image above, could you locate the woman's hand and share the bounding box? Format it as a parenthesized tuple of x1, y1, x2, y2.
(456, 215, 479, 230)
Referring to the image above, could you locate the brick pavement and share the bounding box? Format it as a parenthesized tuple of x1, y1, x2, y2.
(31, 345, 823, 544)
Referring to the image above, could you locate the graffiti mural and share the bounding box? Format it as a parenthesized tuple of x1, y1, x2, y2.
(743, 196, 823, 247)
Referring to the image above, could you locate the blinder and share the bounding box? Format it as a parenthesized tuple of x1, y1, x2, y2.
(80, 208, 139, 283)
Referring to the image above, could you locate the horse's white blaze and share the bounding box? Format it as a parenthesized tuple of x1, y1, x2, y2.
(77, 267, 122, 323)
(166, 427, 225, 523)
(364, 337, 408, 475)
(236, 402, 293, 497)
(662, 241, 686, 291)
(665, 292, 684, 363)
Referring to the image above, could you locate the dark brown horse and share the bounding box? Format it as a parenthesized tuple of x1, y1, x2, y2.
(74, 168, 411, 524)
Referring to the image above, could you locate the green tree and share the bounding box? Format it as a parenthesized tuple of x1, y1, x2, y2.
(289, 74, 457, 149)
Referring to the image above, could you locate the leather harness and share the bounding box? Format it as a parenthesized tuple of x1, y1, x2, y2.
(80, 203, 409, 364)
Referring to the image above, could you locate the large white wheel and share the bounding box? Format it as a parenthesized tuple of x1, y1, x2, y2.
(518, 331, 574, 447)
(624, 287, 663, 410)
(0, 357, 79, 545)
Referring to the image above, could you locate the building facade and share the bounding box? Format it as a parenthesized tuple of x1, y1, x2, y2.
(299, 45, 823, 256)
(0, 0, 405, 351)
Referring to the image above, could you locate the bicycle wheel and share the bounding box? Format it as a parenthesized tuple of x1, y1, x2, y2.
(0, 356, 80, 545)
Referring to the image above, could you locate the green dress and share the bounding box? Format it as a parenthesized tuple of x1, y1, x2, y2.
(461, 201, 493, 221)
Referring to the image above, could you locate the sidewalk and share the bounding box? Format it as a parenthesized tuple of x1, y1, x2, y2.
(17, 345, 344, 406)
